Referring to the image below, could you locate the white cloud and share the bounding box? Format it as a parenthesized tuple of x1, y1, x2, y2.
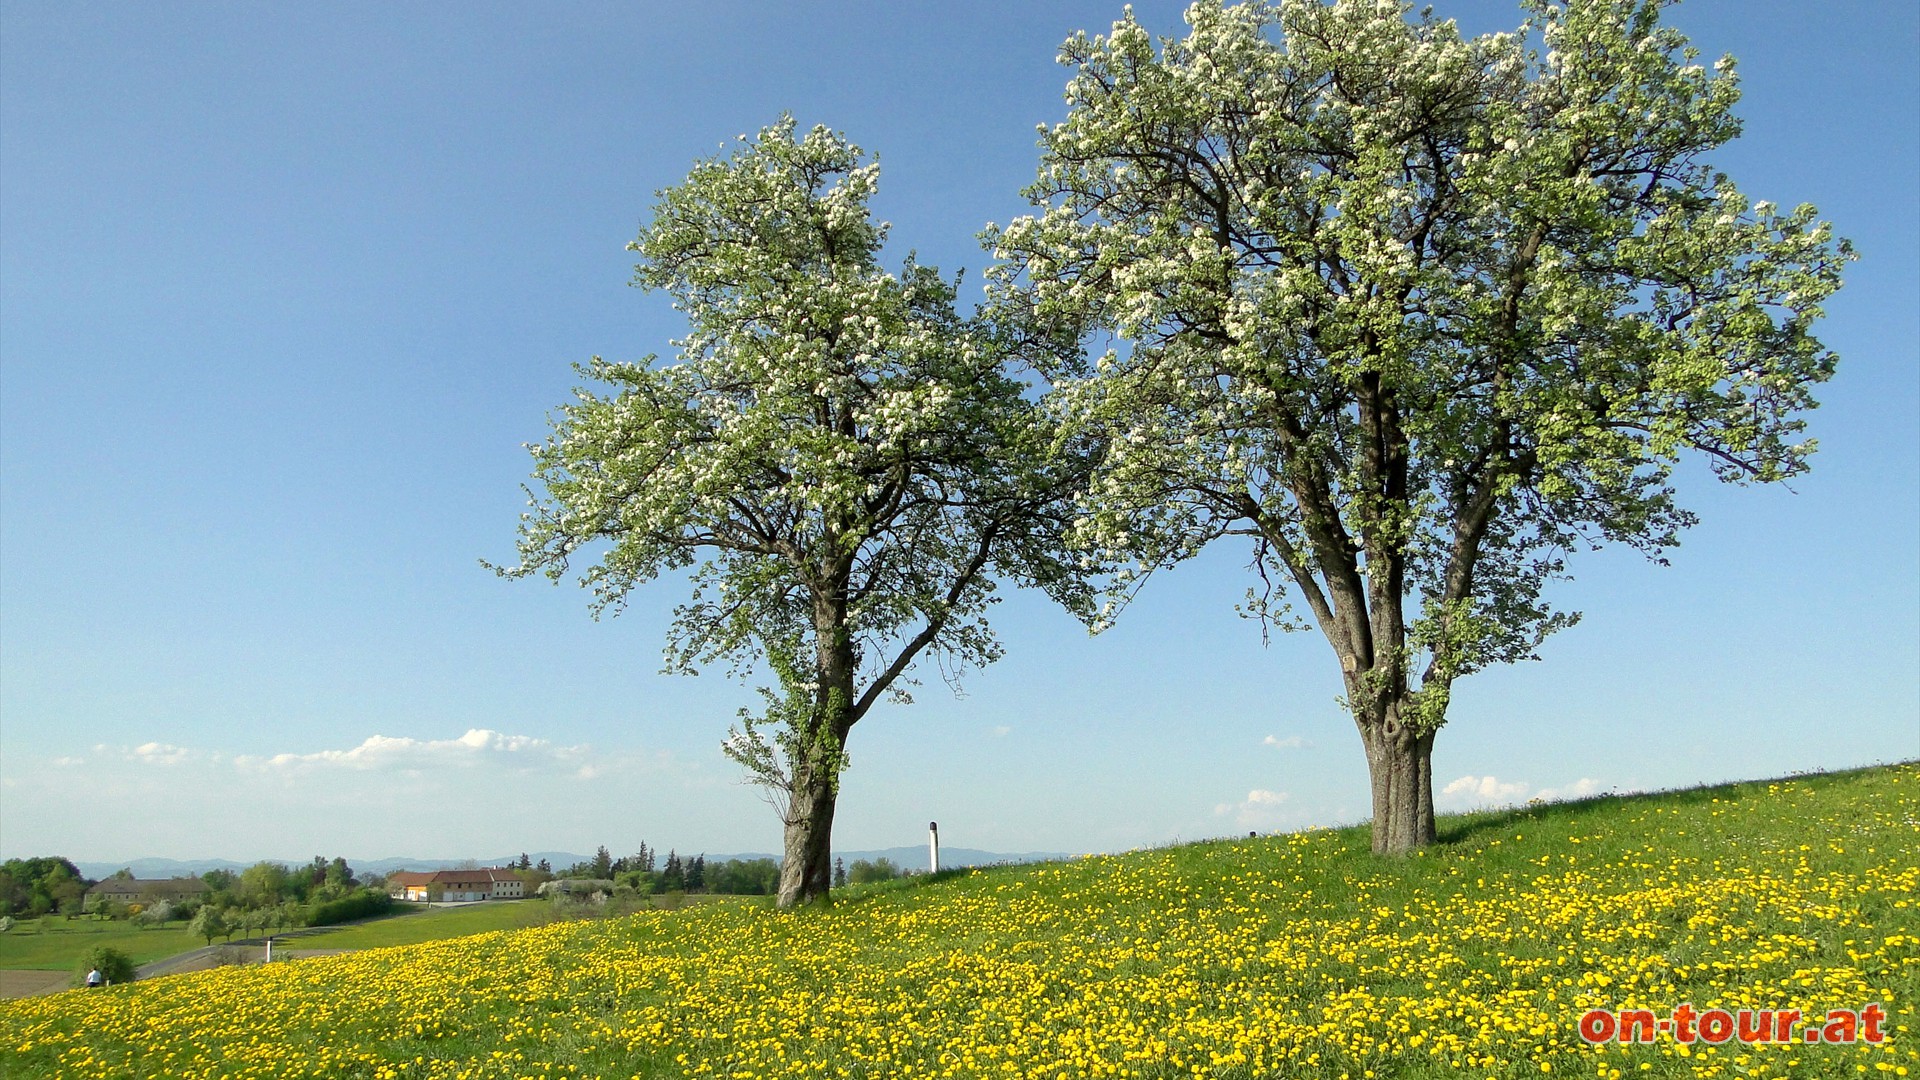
(1214, 788, 1294, 830)
(1441, 775, 1530, 804)
(1262, 735, 1312, 749)
(1537, 777, 1604, 803)
(990, 725, 1011, 738)
(1440, 774, 1610, 810)
(1, 729, 711, 862)
(233, 728, 585, 772)
(129, 742, 192, 766)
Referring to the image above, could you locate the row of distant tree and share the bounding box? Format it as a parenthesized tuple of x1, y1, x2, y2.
(1, 847, 912, 919)
(503, 846, 907, 897)
(0, 854, 398, 944)
(0, 855, 376, 922)
(198, 855, 363, 912)
(178, 887, 393, 944)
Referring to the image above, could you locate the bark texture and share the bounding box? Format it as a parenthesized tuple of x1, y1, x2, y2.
(1359, 710, 1437, 854)
(774, 588, 857, 909)
(776, 758, 839, 908)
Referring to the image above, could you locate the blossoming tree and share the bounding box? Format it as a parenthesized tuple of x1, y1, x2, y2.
(498, 118, 1089, 906)
(991, 0, 1851, 852)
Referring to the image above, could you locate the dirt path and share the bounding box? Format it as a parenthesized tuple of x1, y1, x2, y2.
(1, 970, 73, 1000)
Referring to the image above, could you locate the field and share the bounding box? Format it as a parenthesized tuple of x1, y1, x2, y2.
(290, 894, 740, 952)
(288, 901, 547, 952)
(2, 764, 1914, 1079)
(0, 905, 543, 979)
(0, 891, 736, 994)
(0, 916, 201, 972)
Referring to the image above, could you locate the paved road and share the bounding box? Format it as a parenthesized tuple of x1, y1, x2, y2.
(0, 942, 277, 997)
(8, 907, 458, 997)
(136, 934, 289, 979)
(135, 915, 410, 979)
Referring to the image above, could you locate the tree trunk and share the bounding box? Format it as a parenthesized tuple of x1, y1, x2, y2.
(1359, 707, 1436, 854)
(775, 756, 838, 908)
(774, 585, 857, 909)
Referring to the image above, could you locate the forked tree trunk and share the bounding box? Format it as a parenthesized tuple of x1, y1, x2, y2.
(1359, 706, 1437, 854)
(775, 756, 838, 908)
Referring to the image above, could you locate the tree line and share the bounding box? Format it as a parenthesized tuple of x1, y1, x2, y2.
(0, 857, 86, 917)
(0, 855, 390, 940)
(505, 846, 908, 896)
(525, 845, 804, 897)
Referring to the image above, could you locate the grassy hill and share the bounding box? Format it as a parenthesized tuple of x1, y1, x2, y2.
(3, 763, 1913, 1079)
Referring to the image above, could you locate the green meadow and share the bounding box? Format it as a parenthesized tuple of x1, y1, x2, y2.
(286, 900, 544, 951)
(0, 917, 200, 972)
(2, 764, 1914, 1079)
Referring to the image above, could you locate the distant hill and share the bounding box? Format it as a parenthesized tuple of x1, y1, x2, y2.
(72, 846, 1072, 881)
(833, 846, 1075, 872)
(72, 857, 254, 880)
(72, 853, 600, 880)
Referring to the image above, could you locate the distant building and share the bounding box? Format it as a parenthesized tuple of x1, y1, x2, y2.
(386, 868, 523, 902)
(83, 877, 208, 909)
(384, 871, 436, 901)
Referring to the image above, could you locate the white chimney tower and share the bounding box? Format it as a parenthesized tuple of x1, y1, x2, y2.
(928, 821, 940, 874)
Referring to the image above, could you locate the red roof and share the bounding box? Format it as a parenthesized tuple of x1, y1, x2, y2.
(389, 868, 518, 882)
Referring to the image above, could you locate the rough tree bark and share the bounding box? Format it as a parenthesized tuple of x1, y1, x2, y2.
(1357, 700, 1437, 855)
(777, 756, 839, 908)
(775, 579, 858, 908)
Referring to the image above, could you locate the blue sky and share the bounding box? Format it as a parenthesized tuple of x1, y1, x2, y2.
(2, 1, 1914, 865)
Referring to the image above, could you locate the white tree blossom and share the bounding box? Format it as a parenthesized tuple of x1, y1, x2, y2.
(497, 118, 1091, 905)
(992, 0, 1851, 852)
